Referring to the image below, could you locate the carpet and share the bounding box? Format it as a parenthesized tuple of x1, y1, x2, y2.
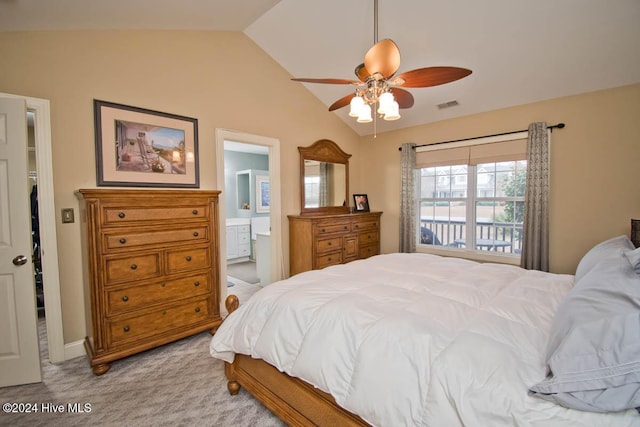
(0, 322, 284, 427)
(227, 261, 259, 284)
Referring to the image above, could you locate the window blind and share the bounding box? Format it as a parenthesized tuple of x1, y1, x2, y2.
(415, 132, 528, 168)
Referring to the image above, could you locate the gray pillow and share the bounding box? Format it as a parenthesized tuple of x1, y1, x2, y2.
(574, 235, 634, 282)
(624, 247, 640, 274)
(529, 250, 640, 412)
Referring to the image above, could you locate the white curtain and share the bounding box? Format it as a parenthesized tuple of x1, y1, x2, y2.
(399, 143, 417, 253)
(521, 122, 550, 271)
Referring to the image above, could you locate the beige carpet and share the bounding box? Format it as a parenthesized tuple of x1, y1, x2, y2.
(0, 319, 284, 426)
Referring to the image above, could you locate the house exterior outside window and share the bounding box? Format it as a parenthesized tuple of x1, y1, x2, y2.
(416, 138, 527, 257)
(304, 175, 320, 207)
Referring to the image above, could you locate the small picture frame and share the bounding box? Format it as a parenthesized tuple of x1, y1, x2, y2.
(353, 194, 369, 212)
(255, 174, 270, 213)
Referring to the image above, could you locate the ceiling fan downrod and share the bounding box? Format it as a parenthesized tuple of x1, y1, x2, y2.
(373, 0, 379, 44)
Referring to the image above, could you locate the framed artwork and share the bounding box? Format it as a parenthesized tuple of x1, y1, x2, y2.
(256, 174, 270, 213)
(353, 194, 369, 212)
(94, 99, 199, 187)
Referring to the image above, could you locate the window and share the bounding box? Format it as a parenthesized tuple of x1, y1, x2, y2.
(417, 140, 527, 256)
(304, 175, 320, 207)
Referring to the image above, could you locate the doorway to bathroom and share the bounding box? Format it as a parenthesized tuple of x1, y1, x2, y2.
(215, 130, 282, 308)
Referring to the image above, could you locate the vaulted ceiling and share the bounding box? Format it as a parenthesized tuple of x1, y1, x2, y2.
(2, 0, 639, 136)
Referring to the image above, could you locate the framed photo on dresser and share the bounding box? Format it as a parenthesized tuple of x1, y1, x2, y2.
(353, 194, 370, 212)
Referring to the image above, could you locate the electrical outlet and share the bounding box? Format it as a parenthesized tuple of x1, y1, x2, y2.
(61, 208, 75, 223)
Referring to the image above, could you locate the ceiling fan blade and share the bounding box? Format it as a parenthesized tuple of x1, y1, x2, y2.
(393, 67, 472, 88)
(389, 88, 414, 109)
(291, 77, 361, 85)
(328, 93, 355, 111)
(354, 63, 370, 82)
(364, 39, 401, 79)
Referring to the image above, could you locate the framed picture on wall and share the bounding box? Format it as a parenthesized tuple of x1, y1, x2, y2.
(94, 99, 199, 187)
(353, 194, 369, 212)
(256, 174, 270, 213)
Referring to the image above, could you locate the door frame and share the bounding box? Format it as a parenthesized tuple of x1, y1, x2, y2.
(215, 129, 283, 313)
(1, 93, 64, 364)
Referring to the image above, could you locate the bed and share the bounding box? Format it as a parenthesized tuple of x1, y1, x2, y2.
(210, 236, 640, 426)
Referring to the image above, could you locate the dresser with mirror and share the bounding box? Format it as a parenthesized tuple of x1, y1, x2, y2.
(288, 139, 382, 275)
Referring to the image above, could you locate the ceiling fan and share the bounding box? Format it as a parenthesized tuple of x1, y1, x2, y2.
(291, 0, 472, 124)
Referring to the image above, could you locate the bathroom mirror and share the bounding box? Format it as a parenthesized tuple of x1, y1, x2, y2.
(299, 139, 350, 215)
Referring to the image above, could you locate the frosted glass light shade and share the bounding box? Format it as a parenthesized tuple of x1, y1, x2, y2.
(383, 101, 400, 121)
(357, 104, 372, 123)
(349, 96, 365, 117)
(377, 91, 394, 114)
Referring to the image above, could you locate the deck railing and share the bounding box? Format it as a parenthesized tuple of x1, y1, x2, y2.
(420, 218, 523, 254)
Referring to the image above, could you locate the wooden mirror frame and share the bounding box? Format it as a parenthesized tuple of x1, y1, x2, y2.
(299, 139, 351, 215)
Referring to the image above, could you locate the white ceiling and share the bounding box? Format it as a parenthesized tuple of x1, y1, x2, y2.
(2, 0, 639, 136)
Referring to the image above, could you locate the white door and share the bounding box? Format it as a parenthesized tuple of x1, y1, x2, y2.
(0, 97, 41, 386)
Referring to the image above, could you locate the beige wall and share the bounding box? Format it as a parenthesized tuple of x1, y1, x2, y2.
(0, 30, 361, 344)
(2, 30, 639, 346)
(359, 83, 640, 274)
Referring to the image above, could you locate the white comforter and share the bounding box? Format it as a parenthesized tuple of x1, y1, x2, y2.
(210, 253, 639, 426)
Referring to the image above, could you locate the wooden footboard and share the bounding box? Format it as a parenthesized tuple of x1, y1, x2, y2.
(223, 295, 369, 427)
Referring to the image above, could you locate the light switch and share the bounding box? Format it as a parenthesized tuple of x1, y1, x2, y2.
(61, 208, 75, 223)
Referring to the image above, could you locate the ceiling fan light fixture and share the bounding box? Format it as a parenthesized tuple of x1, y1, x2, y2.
(377, 91, 394, 115)
(383, 101, 400, 121)
(290, 0, 472, 133)
(349, 95, 365, 117)
(357, 104, 373, 123)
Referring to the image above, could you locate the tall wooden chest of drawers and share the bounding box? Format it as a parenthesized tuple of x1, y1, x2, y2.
(77, 189, 222, 375)
(288, 212, 382, 276)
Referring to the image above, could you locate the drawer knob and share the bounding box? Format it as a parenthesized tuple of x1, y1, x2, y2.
(327, 257, 332, 261)
(194, 307, 201, 313)
(119, 238, 127, 244)
(354, 224, 359, 229)
(328, 242, 332, 246)
(118, 212, 125, 219)
(185, 256, 192, 262)
(161, 282, 166, 287)
(163, 310, 167, 315)
(123, 325, 130, 332)
(192, 209, 198, 215)
(194, 281, 200, 287)
(321, 228, 326, 233)
(130, 264, 137, 270)
(344, 226, 348, 230)
(122, 295, 129, 302)
(193, 231, 199, 237)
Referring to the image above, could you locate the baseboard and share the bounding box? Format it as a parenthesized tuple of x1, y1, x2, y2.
(64, 339, 86, 361)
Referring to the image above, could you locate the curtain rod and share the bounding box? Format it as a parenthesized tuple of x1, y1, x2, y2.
(397, 123, 565, 151)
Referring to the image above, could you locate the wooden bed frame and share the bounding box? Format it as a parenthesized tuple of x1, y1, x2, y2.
(223, 295, 369, 427)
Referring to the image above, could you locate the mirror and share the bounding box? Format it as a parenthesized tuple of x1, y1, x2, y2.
(303, 160, 346, 208)
(299, 139, 350, 214)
